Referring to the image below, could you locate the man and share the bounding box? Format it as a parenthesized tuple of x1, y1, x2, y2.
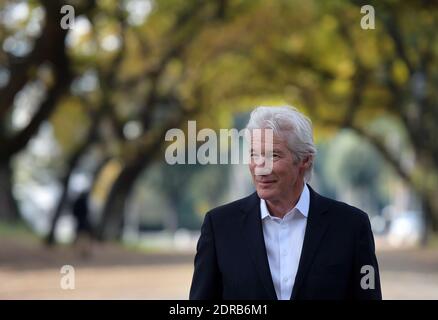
(189, 106, 382, 300)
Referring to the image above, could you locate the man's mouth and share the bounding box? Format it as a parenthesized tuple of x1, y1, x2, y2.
(257, 179, 276, 185)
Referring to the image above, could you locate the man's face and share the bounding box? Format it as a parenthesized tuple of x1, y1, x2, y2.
(249, 130, 308, 202)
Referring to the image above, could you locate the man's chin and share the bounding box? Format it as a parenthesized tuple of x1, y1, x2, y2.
(256, 188, 276, 201)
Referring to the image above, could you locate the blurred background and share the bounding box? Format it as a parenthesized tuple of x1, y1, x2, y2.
(0, 0, 437, 299)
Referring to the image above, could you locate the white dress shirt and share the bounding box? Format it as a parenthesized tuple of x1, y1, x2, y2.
(260, 184, 310, 300)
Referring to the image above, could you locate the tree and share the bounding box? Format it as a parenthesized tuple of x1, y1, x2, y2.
(4, 0, 436, 243)
(181, 0, 438, 237)
(0, 0, 94, 221)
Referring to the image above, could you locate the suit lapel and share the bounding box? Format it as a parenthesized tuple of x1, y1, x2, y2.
(240, 192, 277, 300)
(291, 185, 331, 299)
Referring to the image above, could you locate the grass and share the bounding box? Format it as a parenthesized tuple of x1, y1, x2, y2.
(122, 240, 183, 255)
(0, 221, 39, 240)
(426, 233, 438, 249)
(0, 222, 172, 253)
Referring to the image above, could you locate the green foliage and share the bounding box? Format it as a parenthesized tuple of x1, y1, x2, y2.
(3, 0, 437, 232)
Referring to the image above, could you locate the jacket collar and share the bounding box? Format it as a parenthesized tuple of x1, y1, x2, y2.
(291, 185, 332, 299)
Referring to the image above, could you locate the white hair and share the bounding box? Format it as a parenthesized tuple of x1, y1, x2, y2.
(246, 105, 317, 182)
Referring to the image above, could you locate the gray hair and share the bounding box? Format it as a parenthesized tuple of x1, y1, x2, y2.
(246, 105, 317, 182)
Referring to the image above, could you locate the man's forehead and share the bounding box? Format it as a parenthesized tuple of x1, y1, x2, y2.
(250, 134, 287, 148)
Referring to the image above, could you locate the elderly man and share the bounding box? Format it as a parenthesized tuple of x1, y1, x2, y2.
(189, 106, 382, 300)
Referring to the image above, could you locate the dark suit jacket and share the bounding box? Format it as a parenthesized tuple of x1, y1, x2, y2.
(189, 185, 382, 300)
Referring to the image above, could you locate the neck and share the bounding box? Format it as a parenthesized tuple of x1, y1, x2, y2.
(266, 183, 305, 219)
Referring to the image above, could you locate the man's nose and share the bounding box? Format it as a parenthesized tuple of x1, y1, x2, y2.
(252, 154, 266, 166)
(253, 155, 273, 175)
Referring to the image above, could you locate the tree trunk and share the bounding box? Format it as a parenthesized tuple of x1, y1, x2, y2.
(420, 188, 438, 245)
(97, 162, 145, 241)
(45, 172, 71, 245)
(45, 103, 105, 245)
(0, 159, 20, 222)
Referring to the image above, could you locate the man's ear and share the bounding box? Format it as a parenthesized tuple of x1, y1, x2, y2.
(301, 155, 312, 169)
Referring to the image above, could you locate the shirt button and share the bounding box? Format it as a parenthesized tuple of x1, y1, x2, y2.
(282, 250, 287, 256)
(283, 277, 289, 282)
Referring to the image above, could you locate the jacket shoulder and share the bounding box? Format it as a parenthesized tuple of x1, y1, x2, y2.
(205, 193, 255, 221)
(324, 195, 371, 226)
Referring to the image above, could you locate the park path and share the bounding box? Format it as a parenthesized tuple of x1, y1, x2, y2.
(1, 236, 438, 299)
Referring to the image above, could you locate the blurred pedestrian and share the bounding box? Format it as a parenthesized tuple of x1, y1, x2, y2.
(72, 191, 93, 259)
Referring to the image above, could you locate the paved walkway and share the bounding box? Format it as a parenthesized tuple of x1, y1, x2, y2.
(1, 237, 438, 299)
